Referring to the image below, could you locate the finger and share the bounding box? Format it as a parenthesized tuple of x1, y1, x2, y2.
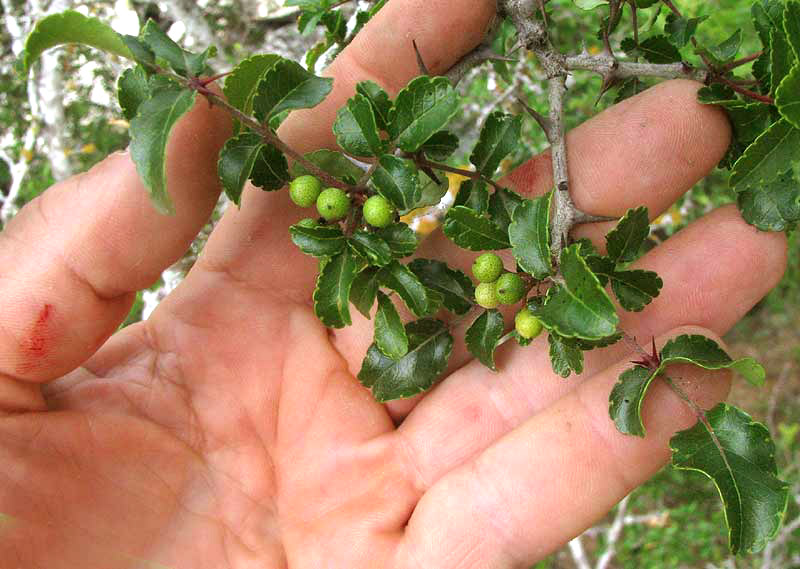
(396, 205, 786, 491)
(197, 0, 496, 298)
(330, 79, 731, 392)
(398, 327, 731, 568)
(0, 96, 231, 393)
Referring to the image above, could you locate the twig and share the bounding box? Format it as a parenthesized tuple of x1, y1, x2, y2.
(565, 54, 708, 82)
(596, 494, 631, 569)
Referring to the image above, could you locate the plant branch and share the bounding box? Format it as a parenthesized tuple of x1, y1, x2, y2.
(413, 156, 504, 191)
(565, 54, 708, 82)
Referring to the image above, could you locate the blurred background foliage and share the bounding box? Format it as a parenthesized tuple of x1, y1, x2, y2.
(0, 0, 797, 567)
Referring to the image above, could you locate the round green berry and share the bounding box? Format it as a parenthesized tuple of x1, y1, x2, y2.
(296, 217, 317, 228)
(495, 273, 526, 305)
(316, 187, 351, 221)
(515, 308, 543, 340)
(475, 282, 500, 309)
(472, 253, 504, 283)
(289, 175, 322, 208)
(363, 195, 395, 228)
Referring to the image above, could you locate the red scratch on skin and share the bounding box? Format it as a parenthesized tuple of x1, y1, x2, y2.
(16, 304, 53, 375)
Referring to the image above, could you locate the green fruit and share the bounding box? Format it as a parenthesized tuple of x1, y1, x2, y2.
(363, 195, 395, 228)
(475, 282, 500, 309)
(515, 308, 543, 339)
(472, 253, 504, 283)
(289, 175, 322, 208)
(495, 273, 526, 304)
(296, 217, 317, 228)
(316, 187, 351, 221)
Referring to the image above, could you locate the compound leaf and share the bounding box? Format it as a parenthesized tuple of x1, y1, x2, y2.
(358, 319, 453, 401)
(730, 119, 800, 191)
(443, 206, 510, 251)
(671, 403, 789, 554)
(379, 261, 439, 317)
(372, 155, 420, 213)
(333, 93, 385, 157)
(408, 259, 475, 315)
(606, 206, 650, 264)
(130, 83, 197, 214)
(118, 65, 150, 121)
(737, 169, 800, 231)
(21, 10, 133, 74)
(533, 245, 618, 340)
(253, 59, 333, 121)
(470, 112, 522, 177)
(390, 76, 459, 152)
(776, 64, 800, 128)
(465, 309, 505, 371)
(289, 221, 346, 258)
(313, 248, 359, 328)
(509, 192, 553, 279)
(377, 223, 419, 258)
(610, 334, 766, 437)
(348, 231, 393, 267)
(374, 292, 409, 360)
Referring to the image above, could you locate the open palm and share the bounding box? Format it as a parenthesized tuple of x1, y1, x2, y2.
(0, 1, 787, 568)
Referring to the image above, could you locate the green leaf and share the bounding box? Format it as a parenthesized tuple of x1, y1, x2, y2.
(488, 187, 524, 234)
(356, 80, 393, 131)
(443, 206, 510, 251)
(120, 35, 155, 67)
(414, 170, 450, 210)
(453, 180, 490, 214)
(129, 83, 197, 214)
(610, 334, 766, 437)
(333, 94, 385, 157)
(727, 103, 773, 145)
(217, 132, 264, 204)
(350, 267, 381, 319)
(348, 231, 394, 267)
(470, 112, 522, 177)
(358, 319, 453, 402)
(372, 155, 421, 213)
(140, 21, 214, 77)
(290, 149, 363, 183)
(622, 35, 682, 63)
(313, 248, 359, 328)
(223, 54, 281, 132)
(380, 261, 439, 317)
(548, 333, 585, 378)
(377, 223, 419, 258)
(777, 64, 800, 128)
(730, 118, 800, 191)
(771, 26, 795, 91)
(786, 0, 800, 59)
(390, 76, 459, 152)
(409, 259, 475, 315)
(421, 130, 459, 161)
(665, 14, 708, 48)
(249, 142, 290, 192)
(573, 0, 607, 9)
(509, 193, 553, 279)
(738, 169, 800, 231)
(708, 29, 743, 62)
(117, 66, 150, 121)
(660, 335, 766, 386)
(21, 10, 133, 74)
(533, 245, 618, 340)
(671, 403, 789, 554)
(374, 292, 409, 360)
(465, 310, 505, 371)
(610, 269, 664, 312)
(289, 221, 346, 258)
(606, 206, 650, 264)
(253, 59, 333, 121)
(614, 77, 647, 104)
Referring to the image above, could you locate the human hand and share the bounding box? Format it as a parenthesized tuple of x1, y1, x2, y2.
(0, 1, 787, 567)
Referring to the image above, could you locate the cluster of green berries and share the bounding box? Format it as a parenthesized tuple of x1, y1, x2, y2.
(289, 175, 396, 228)
(471, 253, 543, 340)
